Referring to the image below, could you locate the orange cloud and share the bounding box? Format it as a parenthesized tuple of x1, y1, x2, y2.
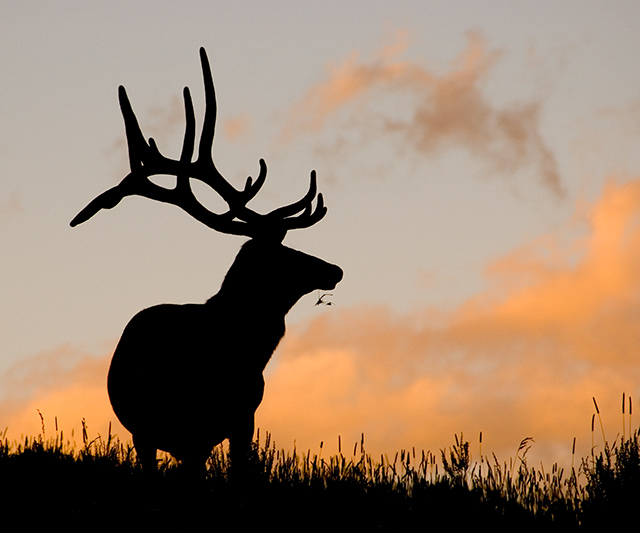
(0, 192, 21, 226)
(1, 346, 124, 443)
(257, 177, 640, 462)
(282, 32, 562, 196)
(459, 178, 640, 364)
(224, 114, 251, 142)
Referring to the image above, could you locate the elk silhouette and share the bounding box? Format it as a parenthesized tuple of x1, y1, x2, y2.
(71, 48, 343, 473)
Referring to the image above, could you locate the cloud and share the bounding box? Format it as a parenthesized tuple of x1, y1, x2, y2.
(224, 114, 251, 142)
(282, 32, 562, 197)
(145, 94, 187, 145)
(0, 193, 22, 226)
(4, 178, 640, 465)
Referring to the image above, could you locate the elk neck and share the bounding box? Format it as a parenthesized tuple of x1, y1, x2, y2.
(206, 239, 307, 318)
(208, 279, 299, 318)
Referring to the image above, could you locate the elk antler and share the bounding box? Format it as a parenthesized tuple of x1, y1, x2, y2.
(71, 48, 326, 241)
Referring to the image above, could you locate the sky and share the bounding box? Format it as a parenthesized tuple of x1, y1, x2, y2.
(2, 1, 640, 468)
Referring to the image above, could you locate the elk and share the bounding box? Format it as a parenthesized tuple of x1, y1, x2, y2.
(70, 48, 343, 473)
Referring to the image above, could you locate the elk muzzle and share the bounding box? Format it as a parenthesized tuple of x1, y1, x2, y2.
(320, 263, 343, 290)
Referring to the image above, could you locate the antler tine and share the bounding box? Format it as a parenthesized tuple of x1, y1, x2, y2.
(179, 86, 196, 166)
(174, 85, 198, 202)
(275, 170, 327, 228)
(282, 192, 327, 231)
(265, 170, 319, 220)
(197, 47, 216, 165)
(69, 185, 127, 227)
(234, 170, 327, 238)
(119, 85, 150, 172)
(189, 47, 266, 207)
(242, 158, 268, 203)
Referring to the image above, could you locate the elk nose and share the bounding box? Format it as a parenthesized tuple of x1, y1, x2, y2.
(324, 264, 343, 289)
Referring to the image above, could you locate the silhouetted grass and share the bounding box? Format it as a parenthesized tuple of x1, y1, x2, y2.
(2, 414, 639, 530)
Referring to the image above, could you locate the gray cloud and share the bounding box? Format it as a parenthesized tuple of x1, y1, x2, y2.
(282, 33, 563, 197)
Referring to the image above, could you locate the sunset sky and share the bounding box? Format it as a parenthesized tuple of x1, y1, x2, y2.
(2, 1, 640, 468)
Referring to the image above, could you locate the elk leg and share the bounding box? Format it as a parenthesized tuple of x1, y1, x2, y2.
(133, 433, 157, 471)
(229, 415, 255, 476)
(180, 451, 210, 479)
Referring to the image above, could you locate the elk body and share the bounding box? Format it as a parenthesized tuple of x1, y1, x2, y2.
(71, 49, 342, 472)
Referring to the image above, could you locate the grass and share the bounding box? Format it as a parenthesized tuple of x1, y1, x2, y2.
(1, 407, 639, 530)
